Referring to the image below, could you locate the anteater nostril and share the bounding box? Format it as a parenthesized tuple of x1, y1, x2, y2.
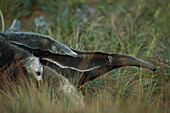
(36, 72, 41, 76)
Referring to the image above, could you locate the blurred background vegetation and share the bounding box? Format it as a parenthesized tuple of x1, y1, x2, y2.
(0, 0, 169, 113)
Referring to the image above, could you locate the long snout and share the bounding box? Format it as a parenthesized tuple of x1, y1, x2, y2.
(117, 55, 157, 71)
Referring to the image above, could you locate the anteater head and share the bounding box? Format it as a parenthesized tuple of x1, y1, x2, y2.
(49, 40, 78, 57)
(0, 32, 78, 58)
(107, 54, 157, 71)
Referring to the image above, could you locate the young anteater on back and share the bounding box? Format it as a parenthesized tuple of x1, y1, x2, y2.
(0, 32, 78, 58)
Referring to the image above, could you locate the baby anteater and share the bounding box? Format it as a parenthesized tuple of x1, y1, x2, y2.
(0, 32, 78, 57)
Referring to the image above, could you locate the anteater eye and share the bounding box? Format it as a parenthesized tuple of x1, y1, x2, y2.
(60, 50, 64, 53)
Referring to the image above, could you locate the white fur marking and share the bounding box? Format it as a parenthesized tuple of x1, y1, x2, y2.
(24, 56, 43, 81)
(61, 79, 85, 109)
(42, 58, 101, 72)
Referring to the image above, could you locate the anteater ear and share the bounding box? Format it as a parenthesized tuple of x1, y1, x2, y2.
(6, 19, 21, 32)
(51, 46, 57, 53)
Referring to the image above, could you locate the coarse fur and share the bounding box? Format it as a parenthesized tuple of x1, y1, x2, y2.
(43, 66, 84, 109)
(0, 40, 43, 85)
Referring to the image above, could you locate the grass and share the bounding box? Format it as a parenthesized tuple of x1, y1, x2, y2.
(0, 9, 4, 32)
(0, 0, 169, 112)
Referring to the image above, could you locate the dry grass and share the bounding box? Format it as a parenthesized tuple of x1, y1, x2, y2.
(0, 0, 169, 112)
